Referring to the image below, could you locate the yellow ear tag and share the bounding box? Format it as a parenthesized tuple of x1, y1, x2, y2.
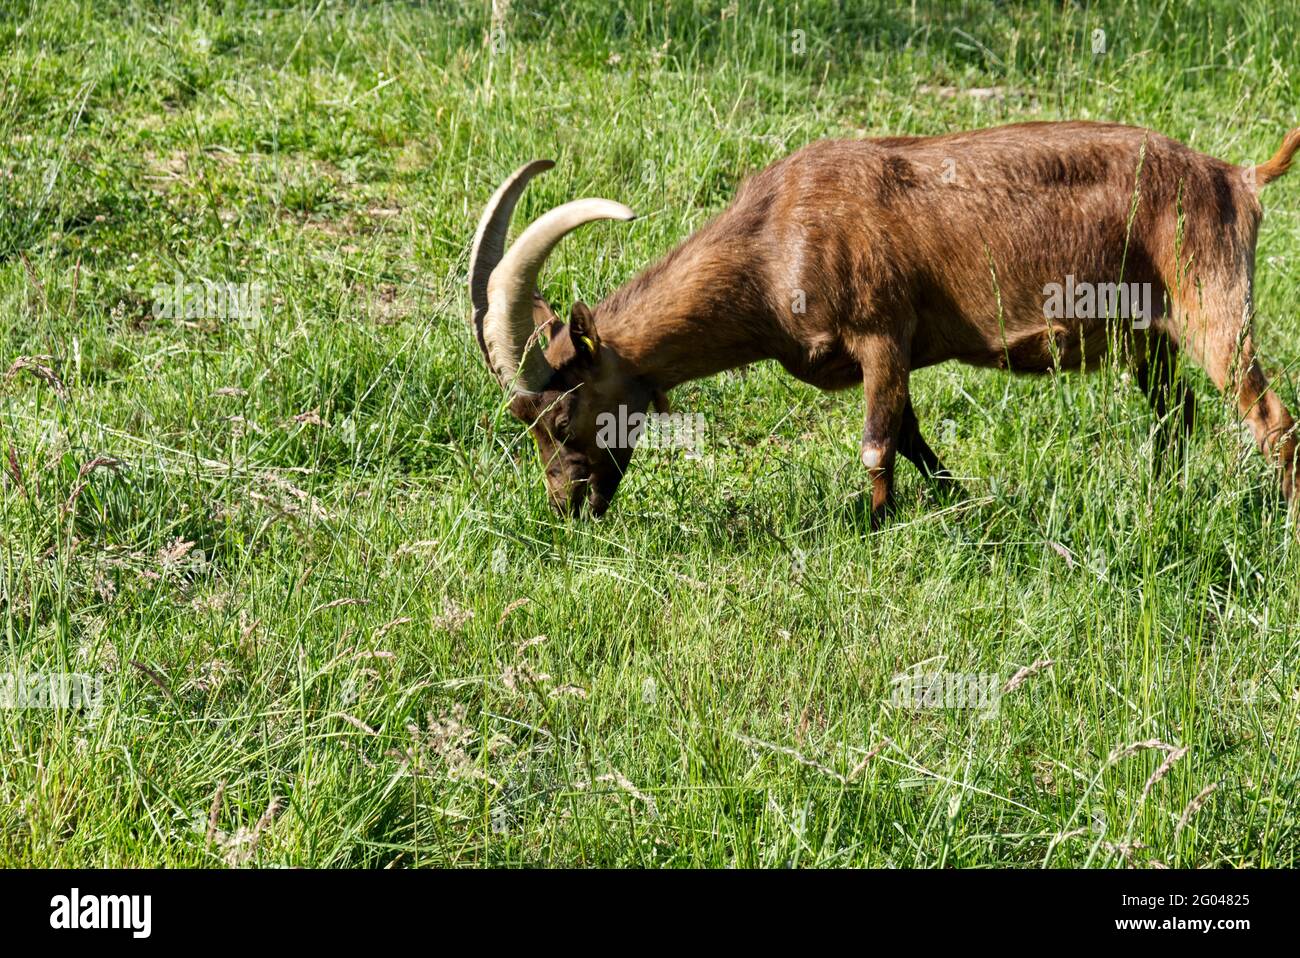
(579, 335, 596, 355)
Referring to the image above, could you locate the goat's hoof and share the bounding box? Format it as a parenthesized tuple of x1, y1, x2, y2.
(868, 501, 895, 531)
(929, 471, 965, 502)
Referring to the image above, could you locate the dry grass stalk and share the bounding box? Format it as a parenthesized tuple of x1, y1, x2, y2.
(1047, 541, 1076, 568)
(18, 252, 49, 312)
(5, 355, 67, 399)
(61, 456, 122, 517)
(514, 633, 547, 654)
(158, 537, 196, 568)
(4, 444, 27, 498)
(733, 732, 846, 784)
(371, 616, 412, 640)
(205, 782, 226, 849)
(389, 705, 504, 785)
(498, 597, 530, 624)
(1175, 783, 1219, 837)
(1107, 739, 1178, 764)
(219, 796, 283, 867)
(238, 613, 261, 654)
(847, 739, 891, 781)
(587, 770, 657, 818)
(335, 712, 377, 735)
(433, 600, 474, 633)
(252, 474, 334, 521)
(130, 659, 175, 702)
(396, 539, 439, 555)
(1102, 839, 1146, 863)
(501, 663, 551, 692)
(1139, 746, 1189, 805)
(308, 597, 368, 615)
(1003, 659, 1054, 695)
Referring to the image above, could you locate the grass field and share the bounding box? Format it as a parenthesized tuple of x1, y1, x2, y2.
(2, 0, 1299, 867)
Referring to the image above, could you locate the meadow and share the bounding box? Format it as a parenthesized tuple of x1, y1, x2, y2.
(1, 0, 1298, 867)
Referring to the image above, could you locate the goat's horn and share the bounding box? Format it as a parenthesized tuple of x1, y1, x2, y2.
(470, 164, 635, 393)
(469, 160, 554, 369)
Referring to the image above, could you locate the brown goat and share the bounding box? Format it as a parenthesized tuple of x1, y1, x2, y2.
(468, 121, 1300, 524)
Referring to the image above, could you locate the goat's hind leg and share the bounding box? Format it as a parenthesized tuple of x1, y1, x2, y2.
(1133, 331, 1196, 475)
(898, 398, 961, 499)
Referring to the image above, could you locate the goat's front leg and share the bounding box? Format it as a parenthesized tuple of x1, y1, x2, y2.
(857, 334, 911, 529)
(1168, 278, 1299, 504)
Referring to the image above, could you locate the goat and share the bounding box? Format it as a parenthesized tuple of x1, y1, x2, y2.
(468, 121, 1300, 524)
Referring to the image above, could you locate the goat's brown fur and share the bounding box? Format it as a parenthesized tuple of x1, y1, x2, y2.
(511, 121, 1300, 523)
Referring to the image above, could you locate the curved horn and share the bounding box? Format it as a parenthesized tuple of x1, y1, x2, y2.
(478, 184, 639, 389)
(469, 160, 555, 371)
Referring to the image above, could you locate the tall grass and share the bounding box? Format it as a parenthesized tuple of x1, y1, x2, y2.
(0, 0, 1297, 866)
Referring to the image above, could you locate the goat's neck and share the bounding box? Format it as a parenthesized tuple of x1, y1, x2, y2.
(594, 231, 778, 390)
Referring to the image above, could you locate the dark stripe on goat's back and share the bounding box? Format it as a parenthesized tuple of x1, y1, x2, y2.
(1031, 150, 1109, 188)
(878, 154, 920, 203)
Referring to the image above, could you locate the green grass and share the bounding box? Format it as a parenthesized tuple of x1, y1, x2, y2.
(2, 0, 1299, 867)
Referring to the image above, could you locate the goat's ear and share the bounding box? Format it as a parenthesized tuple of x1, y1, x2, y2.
(539, 318, 564, 349)
(531, 291, 560, 328)
(507, 391, 540, 423)
(569, 301, 600, 362)
(532, 293, 565, 349)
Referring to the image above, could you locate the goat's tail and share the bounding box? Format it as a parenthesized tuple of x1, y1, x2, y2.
(1254, 127, 1300, 186)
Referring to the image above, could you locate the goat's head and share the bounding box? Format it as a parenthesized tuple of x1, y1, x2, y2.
(469, 161, 653, 517)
